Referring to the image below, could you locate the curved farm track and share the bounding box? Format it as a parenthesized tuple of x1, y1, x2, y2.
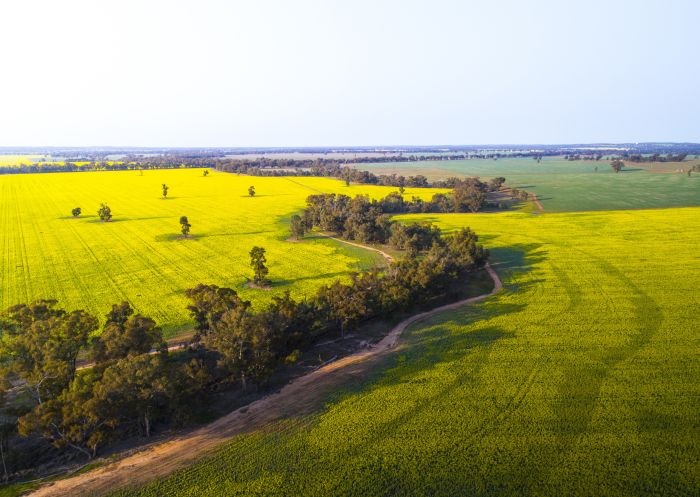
(28, 245, 502, 497)
(326, 235, 395, 263)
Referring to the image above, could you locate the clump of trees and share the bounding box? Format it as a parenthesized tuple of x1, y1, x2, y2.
(162, 184, 169, 199)
(97, 203, 112, 222)
(301, 184, 499, 245)
(248, 186, 256, 197)
(454, 178, 487, 213)
(71, 207, 81, 218)
(180, 216, 191, 237)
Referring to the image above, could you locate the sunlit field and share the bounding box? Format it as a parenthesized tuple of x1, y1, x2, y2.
(114, 207, 700, 496)
(357, 157, 700, 212)
(0, 169, 444, 337)
(0, 155, 49, 166)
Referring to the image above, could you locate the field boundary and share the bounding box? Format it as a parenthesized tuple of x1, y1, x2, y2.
(28, 254, 502, 497)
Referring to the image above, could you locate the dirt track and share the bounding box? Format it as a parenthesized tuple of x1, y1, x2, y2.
(531, 192, 545, 212)
(327, 235, 395, 263)
(29, 249, 501, 497)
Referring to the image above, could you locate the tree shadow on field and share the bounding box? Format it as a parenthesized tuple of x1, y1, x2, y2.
(270, 271, 352, 288)
(132, 215, 172, 222)
(484, 240, 546, 267)
(58, 214, 97, 220)
(85, 217, 128, 224)
(238, 194, 293, 198)
(204, 230, 274, 237)
(302, 234, 334, 241)
(155, 233, 203, 242)
(155, 230, 274, 241)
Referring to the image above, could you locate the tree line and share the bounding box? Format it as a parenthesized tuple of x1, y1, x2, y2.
(616, 153, 689, 163)
(0, 219, 487, 480)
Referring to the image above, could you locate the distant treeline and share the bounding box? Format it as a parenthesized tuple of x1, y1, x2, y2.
(2, 148, 696, 177)
(563, 154, 605, 161)
(614, 153, 689, 163)
(0, 218, 487, 480)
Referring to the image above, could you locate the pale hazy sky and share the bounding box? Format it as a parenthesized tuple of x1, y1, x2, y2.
(1, 0, 698, 147)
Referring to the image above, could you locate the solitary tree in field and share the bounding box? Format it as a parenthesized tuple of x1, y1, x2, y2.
(398, 185, 405, 195)
(97, 203, 112, 222)
(162, 184, 169, 199)
(72, 207, 81, 218)
(203, 169, 209, 177)
(180, 216, 191, 237)
(248, 186, 256, 197)
(249, 246, 269, 285)
(290, 215, 305, 240)
(611, 160, 625, 173)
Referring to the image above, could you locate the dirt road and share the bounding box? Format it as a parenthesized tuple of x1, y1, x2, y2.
(29, 261, 501, 497)
(531, 192, 545, 212)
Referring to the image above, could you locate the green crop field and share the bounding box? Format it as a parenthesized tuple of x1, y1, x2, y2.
(358, 157, 700, 212)
(0, 170, 445, 337)
(113, 206, 700, 496)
